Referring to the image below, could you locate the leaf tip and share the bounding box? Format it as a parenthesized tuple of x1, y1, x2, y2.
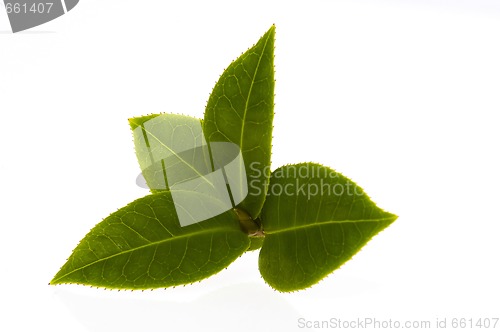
(128, 117, 141, 131)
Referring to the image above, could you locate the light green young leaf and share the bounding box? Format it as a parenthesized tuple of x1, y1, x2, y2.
(50, 192, 250, 289)
(258, 163, 397, 292)
(129, 113, 252, 227)
(203, 25, 275, 220)
(129, 114, 210, 193)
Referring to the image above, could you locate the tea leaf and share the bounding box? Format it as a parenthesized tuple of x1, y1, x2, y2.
(203, 25, 275, 219)
(51, 192, 250, 289)
(129, 114, 210, 193)
(258, 163, 397, 292)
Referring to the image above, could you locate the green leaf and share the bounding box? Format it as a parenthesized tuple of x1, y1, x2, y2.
(258, 163, 397, 292)
(203, 25, 275, 220)
(50, 192, 250, 289)
(129, 114, 210, 193)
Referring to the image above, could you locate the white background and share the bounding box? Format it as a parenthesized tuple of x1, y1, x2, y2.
(1, 1, 500, 331)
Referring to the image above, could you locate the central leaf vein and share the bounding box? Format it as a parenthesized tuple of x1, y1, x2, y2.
(265, 217, 395, 235)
